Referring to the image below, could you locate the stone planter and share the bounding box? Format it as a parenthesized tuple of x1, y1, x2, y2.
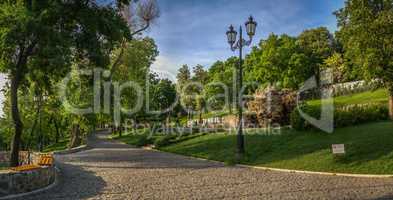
(0, 166, 56, 198)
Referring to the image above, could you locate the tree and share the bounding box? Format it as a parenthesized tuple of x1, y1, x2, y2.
(335, 0, 393, 119)
(0, 1, 131, 166)
(206, 59, 236, 113)
(176, 64, 191, 89)
(297, 27, 335, 86)
(176, 65, 194, 121)
(153, 79, 177, 127)
(109, 0, 159, 80)
(192, 65, 208, 85)
(112, 37, 158, 135)
(244, 34, 313, 89)
(191, 65, 208, 122)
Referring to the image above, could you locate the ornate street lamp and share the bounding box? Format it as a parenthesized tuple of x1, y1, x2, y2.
(226, 16, 257, 159)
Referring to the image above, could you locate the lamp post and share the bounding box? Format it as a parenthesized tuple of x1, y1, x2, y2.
(226, 16, 257, 159)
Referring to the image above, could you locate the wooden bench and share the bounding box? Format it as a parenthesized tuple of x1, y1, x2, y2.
(11, 164, 41, 172)
(38, 154, 54, 166)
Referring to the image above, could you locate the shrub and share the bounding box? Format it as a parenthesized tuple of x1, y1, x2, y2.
(290, 106, 307, 131)
(290, 103, 389, 131)
(154, 135, 175, 148)
(135, 135, 154, 147)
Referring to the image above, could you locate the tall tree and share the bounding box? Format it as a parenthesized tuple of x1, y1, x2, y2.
(192, 65, 208, 123)
(153, 79, 177, 127)
(244, 34, 313, 89)
(176, 64, 191, 89)
(192, 65, 208, 85)
(206, 59, 236, 112)
(297, 27, 335, 86)
(335, 0, 393, 119)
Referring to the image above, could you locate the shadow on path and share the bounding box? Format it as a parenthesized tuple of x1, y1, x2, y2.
(17, 162, 106, 200)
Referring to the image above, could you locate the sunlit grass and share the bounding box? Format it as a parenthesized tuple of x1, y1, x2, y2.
(308, 89, 389, 107)
(42, 140, 69, 153)
(161, 121, 393, 174)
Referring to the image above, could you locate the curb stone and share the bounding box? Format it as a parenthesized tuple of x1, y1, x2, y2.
(142, 147, 393, 179)
(114, 136, 393, 178)
(53, 145, 90, 155)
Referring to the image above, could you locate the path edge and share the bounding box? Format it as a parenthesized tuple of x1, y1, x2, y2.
(53, 145, 90, 155)
(141, 146, 393, 179)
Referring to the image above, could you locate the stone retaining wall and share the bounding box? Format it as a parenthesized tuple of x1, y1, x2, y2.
(0, 166, 56, 197)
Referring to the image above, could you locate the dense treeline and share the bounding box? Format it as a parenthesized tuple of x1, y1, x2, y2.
(177, 0, 393, 121)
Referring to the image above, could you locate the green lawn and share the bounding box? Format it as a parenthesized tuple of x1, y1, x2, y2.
(112, 130, 207, 148)
(308, 88, 389, 107)
(111, 132, 151, 147)
(160, 121, 393, 174)
(42, 140, 69, 153)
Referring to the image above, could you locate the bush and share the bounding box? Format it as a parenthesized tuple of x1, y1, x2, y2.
(154, 135, 175, 148)
(290, 103, 389, 131)
(135, 135, 154, 147)
(290, 106, 307, 131)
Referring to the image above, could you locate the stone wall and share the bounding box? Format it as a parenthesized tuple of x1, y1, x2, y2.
(247, 86, 296, 127)
(0, 153, 56, 198)
(0, 166, 56, 197)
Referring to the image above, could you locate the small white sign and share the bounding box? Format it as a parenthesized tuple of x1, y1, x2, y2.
(332, 144, 345, 154)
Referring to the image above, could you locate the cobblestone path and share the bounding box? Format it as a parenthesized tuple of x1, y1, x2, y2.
(20, 130, 393, 200)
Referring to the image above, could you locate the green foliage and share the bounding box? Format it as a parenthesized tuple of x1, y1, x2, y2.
(42, 140, 69, 153)
(176, 65, 191, 89)
(153, 79, 177, 112)
(153, 135, 175, 148)
(0, 1, 156, 163)
(290, 103, 388, 131)
(205, 58, 236, 111)
(244, 30, 334, 89)
(335, 0, 393, 91)
(136, 134, 154, 147)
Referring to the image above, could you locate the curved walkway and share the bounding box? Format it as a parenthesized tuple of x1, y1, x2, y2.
(20, 130, 393, 200)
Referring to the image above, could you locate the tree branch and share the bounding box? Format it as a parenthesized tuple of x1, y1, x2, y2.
(108, 21, 150, 80)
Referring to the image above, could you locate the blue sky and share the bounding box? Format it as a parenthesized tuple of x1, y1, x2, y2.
(147, 0, 345, 79)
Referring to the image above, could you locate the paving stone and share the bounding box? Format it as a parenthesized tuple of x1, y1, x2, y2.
(19, 130, 393, 200)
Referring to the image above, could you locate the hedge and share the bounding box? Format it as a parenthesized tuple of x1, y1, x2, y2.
(290, 103, 389, 131)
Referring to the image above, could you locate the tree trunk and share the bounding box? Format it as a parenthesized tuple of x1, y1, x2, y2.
(119, 124, 122, 137)
(28, 114, 38, 150)
(166, 113, 171, 129)
(389, 95, 393, 120)
(53, 118, 60, 143)
(199, 111, 203, 125)
(69, 124, 81, 149)
(133, 117, 137, 134)
(10, 70, 23, 167)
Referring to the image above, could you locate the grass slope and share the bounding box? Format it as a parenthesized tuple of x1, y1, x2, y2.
(161, 121, 393, 174)
(308, 89, 389, 107)
(43, 140, 69, 153)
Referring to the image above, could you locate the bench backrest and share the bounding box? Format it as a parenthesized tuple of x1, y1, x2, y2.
(38, 154, 54, 166)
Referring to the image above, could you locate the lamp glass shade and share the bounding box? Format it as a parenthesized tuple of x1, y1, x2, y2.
(245, 16, 257, 36)
(226, 25, 237, 44)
